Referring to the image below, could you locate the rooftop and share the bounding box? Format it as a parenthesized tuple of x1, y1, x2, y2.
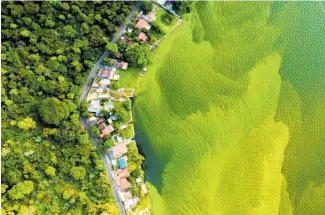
(112, 142, 128, 158)
(138, 32, 148, 41)
(118, 158, 127, 169)
(118, 178, 131, 191)
(136, 18, 148, 29)
(118, 168, 130, 178)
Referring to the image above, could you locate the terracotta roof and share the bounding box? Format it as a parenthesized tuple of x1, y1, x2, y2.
(101, 125, 114, 136)
(112, 142, 128, 158)
(135, 18, 148, 29)
(101, 69, 115, 79)
(118, 168, 130, 179)
(118, 178, 131, 190)
(138, 32, 148, 41)
(98, 123, 106, 131)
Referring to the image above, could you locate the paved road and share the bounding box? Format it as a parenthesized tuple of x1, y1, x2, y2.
(112, 3, 141, 43)
(79, 4, 141, 215)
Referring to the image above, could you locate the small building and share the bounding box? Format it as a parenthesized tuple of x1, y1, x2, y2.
(100, 68, 116, 79)
(127, 27, 133, 33)
(135, 18, 148, 29)
(109, 142, 128, 159)
(99, 78, 110, 87)
(92, 81, 99, 88)
(107, 118, 113, 124)
(118, 158, 127, 169)
(136, 178, 142, 184)
(156, 0, 167, 6)
(118, 168, 130, 178)
(114, 61, 128, 70)
(88, 116, 98, 126)
(138, 32, 148, 41)
(101, 125, 114, 136)
(145, 24, 151, 30)
(124, 191, 133, 200)
(118, 178, 131, 191)
(98, 123, 114, 137)
(88, 100, 102, 116)
(143, 67, 148, 72)
(124, 197, 139, 209)
(142, 11, 157, 23)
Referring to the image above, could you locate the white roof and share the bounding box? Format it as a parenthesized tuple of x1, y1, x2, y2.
(136, 178, 142, 183)
(141, 184, 148, 194)
(100, 79, 110, 86)
(156, 0, 166, 5)
(88, 100, 101, 112)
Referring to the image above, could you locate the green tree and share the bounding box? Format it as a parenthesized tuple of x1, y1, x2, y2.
(124, 43, 152, 67)
(105, 42, 118, 57)
(141, 1, 153, 14)
(70, 166, 86, 180)
(45, 166, 56, 177)
(8, 181, 34, 200)
(18, 117, 36, 130)
(89, 125, 100, 137)
(39, 97, 70, 125)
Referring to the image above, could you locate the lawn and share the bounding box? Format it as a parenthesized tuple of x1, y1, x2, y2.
(155, 8, 178, 34)
(117, 67, 142, 89)
(113, 101, 132, 124)
(133, 2, 325, 215)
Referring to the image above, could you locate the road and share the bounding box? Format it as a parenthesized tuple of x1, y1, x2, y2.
(79, 4, 141, 215)
(112, 3, 141, 43)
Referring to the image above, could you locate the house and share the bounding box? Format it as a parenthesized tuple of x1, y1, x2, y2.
(135, 18, 148, 29)
(100, 68, 116, 79)
(156, 0, 167, 6)
(99, 78, 110, 87)
(114, 61, 128, 70)
(109, 142, 128, 159)
(98, 123, 114, 137)
(127, 27, 133, 33)
(92, 81, 99, 88)
(88, 100, 102, 116)
(138, 32, 148, 41)
(118, 168, 130, 178)
(107, 118, 113, 124)
(124, 191, 133, 200)
(101, 125, 114, 136)
(117, 178, 131, 191)
(88, 116, 98, 126)
(136, 178, 142, 184)
(142, 11, 157, 23)
(145, 24, 151, 30)
(118, 158, 127, 169)
(124, 197, 139, 209)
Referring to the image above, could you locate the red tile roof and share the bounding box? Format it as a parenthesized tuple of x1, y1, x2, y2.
(136, 19, 148, 29)
(138, 32, 148, 41)
(118, 178, 131, 190)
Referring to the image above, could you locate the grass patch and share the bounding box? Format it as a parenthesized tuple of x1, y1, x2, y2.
(155, 8, 177, 34)
(117, 67, 142, 89)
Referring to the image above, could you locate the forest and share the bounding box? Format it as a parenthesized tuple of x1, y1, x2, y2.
(1, 1, 136, 214)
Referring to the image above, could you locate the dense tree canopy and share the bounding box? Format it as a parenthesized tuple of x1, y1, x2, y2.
(124, 43, 152, 66)
(39, 97, 70, 125)
(1, 1, 135, 214)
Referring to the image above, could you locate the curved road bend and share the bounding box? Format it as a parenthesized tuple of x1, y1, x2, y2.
(79, 4, 141, 215)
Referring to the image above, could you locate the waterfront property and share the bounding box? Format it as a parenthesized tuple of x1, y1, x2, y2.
(85, 58, 150, 213)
